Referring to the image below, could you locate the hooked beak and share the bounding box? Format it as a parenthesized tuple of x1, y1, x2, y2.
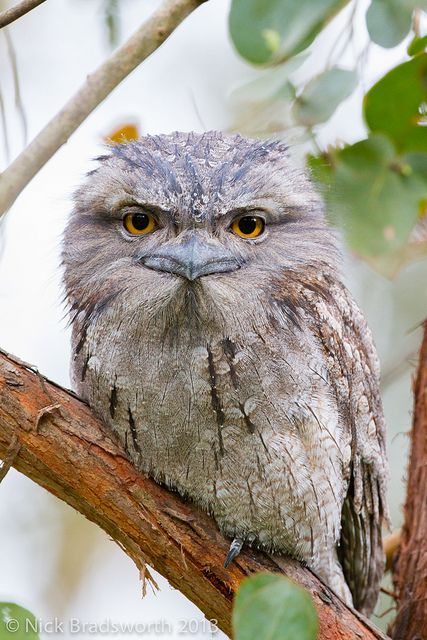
(140, 231, 241, 281)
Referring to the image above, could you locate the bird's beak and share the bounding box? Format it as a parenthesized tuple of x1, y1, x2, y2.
(140, 230, 241, 281)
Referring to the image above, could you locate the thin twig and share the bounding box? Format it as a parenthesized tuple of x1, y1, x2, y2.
(0, 0, 46, 29)
(4, 28, 28, 145)
(325, 0, 358, 68)
(381, 344, 419, 390)
(0, 434, 21, 482)
(0, 0, 207, 217)
(380, 586, 397, 600)
(0, 83, 10, 165)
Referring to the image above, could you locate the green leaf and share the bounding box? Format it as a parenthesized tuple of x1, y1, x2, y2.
(0, 603, 39, 640)
(229, 53, 308, 105)
(293, 67, 358, 126)
(366, 0, 427, 48)
(307, 153, 334, 184)
(316, 135, 427, 257)
(366, 0, 413, 48)
(364, 53, 427, 153)
(408, 34, 427, 56)
(229, 0, 350, 65)
(232, 573, 318, 640)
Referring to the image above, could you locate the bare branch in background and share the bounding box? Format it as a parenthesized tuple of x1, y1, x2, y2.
(0, 0, 207, 217)
(391, 321, 427, 639)
(4, 28, 28, 144)
(0, 84, 10, 164)
(0, 0, 46, 29)
(0, 348, 388, 640)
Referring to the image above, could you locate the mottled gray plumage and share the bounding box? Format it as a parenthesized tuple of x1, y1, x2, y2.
(62, 131, 388, 614)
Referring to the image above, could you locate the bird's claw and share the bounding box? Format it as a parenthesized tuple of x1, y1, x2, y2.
(224, 537, 243, 568)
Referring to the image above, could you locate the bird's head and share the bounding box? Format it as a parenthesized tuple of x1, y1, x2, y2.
(63, 131, 340, 339)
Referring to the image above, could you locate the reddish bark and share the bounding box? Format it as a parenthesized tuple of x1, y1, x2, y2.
(392, 322, 427, 639)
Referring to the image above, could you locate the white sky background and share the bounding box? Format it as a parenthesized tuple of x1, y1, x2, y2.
(0, 0, 426, 637)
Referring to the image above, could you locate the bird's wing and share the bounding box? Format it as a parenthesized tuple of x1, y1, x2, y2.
(307, 275, 389, 615)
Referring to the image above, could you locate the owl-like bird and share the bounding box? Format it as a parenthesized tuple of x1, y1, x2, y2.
(63, 132, 388, 615)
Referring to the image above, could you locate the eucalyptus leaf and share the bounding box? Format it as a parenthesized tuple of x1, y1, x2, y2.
(364, 53, 427, 153)
(366, 0, 427, 49)
(0, 603, 39, 640)
(229, 53, 309, 105)
(293, 67, 358, 126)
(232, 573, 318, 640)
(408, 34, 427, 56)
(307, 153, 334, 184)
(229, 0, 350, 65)
(366, 0, 413, 48)
(317, 135, 426, 257)
(228, 93, 296, 137)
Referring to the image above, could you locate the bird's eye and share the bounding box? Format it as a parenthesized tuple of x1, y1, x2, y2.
(123, 211, 157, 235)
(230, 215, 265, 239)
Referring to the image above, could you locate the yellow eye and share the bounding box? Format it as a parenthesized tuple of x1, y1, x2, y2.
(231, 215, 265, 239)
(123, 211, 157, 235)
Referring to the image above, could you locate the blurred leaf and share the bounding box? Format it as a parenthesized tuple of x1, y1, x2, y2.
(104, 0, 119, 48)
(408, 34, 427, 56)
(228, 95, 296, 137)
(228, 54, 306, 135)
(307, 152, 334, 184)
(364, 54, 427, 153)
(406, 151, 427, 184)
(293, 67, 357, 126)
(365, 184, 427, 276)
(366, 0, 413, 48)
(229, 0, 350, 65)
(315, 136, 427, 260)
(229, 53, 308, 105)
(366, 231, 427, 276)
(0, 603, 39, 640)
(232, 573, 318, 640)
(366, 1, 427, 48)
(104, 122, 140, 144)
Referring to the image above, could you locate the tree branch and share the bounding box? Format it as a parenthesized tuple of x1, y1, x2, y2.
(0, 349, 388, 639)
(0, 0, 206, 216)
(392, 321, 427, 639)
(0, 0, 46, 29)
